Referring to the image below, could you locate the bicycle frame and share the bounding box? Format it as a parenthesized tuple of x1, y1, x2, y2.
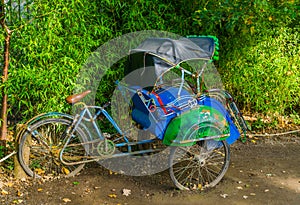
(59, 103, 161, 166)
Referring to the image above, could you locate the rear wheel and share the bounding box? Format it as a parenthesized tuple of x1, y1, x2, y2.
(169, 126, 230, 190)
(18, 118, 87, 178)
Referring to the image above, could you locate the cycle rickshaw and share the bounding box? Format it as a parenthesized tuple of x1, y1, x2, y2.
(17, 36, 248, 190)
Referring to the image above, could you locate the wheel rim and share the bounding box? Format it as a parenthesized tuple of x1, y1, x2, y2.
(19, 118, 86, 177)
(169, 129, 230, 191)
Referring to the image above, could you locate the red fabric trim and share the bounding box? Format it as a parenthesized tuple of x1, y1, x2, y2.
(151, 91, 168, 114)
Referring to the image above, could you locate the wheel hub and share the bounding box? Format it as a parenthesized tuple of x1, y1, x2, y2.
(194, 152, 209, 167)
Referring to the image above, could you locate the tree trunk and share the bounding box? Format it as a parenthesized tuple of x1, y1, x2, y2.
(0, 32, 11, 143)
(14, 124, 29, 179)
(0, 1, 12, 145)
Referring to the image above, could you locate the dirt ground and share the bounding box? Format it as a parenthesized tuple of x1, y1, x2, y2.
(1, 136, 300, 205)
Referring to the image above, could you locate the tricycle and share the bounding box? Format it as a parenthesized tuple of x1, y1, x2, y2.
(17, 35, 248, 190)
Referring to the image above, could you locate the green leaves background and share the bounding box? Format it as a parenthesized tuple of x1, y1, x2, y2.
(0, 0, 299, 127)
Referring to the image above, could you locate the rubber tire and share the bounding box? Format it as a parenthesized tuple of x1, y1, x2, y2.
(169, 140, 230, 190)
(18, 118, 87, 178)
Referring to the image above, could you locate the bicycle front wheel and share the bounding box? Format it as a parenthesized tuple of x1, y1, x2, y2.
(169, 139, 230, 190)
(18, 118, 87, 178)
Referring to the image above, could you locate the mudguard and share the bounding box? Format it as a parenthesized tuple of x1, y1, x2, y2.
(163, 105, 230, 146)
(16, 112, 92, 143)
(199, 97, 241, 144)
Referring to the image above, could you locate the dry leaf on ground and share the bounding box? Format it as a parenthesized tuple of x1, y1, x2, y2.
(122, 188, 131, 196)
(62, 198, 72, 203)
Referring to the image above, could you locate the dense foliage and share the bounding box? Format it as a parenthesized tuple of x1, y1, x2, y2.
(0, 0, 299, 128)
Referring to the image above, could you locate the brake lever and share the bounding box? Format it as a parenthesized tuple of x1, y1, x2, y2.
(102, 102, 111, 109)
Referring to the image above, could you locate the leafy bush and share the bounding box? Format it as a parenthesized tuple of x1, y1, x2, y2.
(193, 0, 299, 117)
(223, 27, 299, 115)
(0, 0, 299, 129)
(2, 0, 112, 123)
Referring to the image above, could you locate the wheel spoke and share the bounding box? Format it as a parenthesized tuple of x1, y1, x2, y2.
(170, 137, 230, 190)
(18, 118, 87, 178)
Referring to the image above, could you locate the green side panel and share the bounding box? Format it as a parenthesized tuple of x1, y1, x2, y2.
(163, 105, 230, 146)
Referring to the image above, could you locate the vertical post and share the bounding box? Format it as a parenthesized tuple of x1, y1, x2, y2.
(0, 0, 12, 145)
(14, 125, 29, 179)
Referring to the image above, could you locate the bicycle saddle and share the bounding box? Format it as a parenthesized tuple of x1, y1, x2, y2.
(66, 90, 91, 104)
